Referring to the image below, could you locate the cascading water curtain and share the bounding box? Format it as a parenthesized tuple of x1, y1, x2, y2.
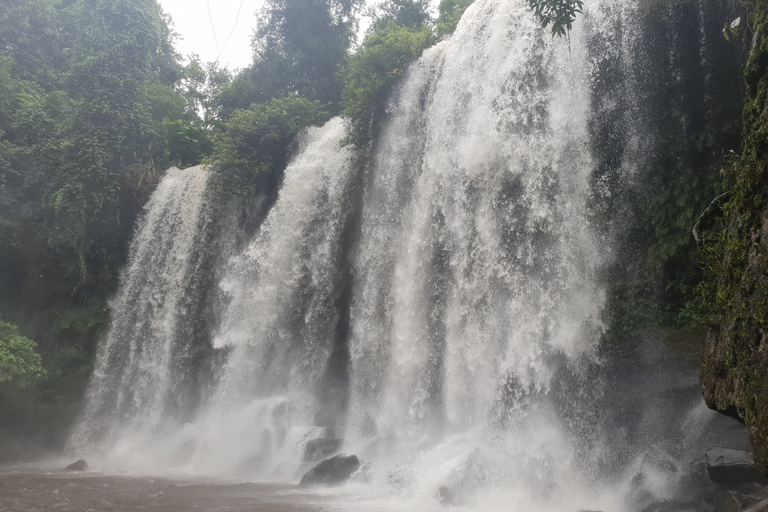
(344, 0, 607, 509)
(70, 166, 214, 464)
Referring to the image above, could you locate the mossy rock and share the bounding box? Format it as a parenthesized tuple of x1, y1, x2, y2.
(701, 5, 768, 471)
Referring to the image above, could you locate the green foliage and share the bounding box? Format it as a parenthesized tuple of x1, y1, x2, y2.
(698, 8, 768, 324)
(340, 15, 435, 147)
(50, 298, 109, 336)
(176, 57, 233, 128)
(160, 118, 212, 167)
(210, 96, 331, 196)
(211, 0, 441, 188)
(0, 319, 43, 389)
(0, 0, 211, 292)
(371, 0, 432, 30)
(0, 0, 64, 91)
(526, 0, 583, 37)
(436, 0, 475, 39)
(723, 16, 742, 42)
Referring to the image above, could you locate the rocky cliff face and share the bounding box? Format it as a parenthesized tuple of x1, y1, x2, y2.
(700, 5, 768, 470)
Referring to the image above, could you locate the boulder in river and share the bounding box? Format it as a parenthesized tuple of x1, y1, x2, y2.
(303, 437, 343, 462)
(64, 459, 88, 472)
(299, 454, 360, 487)
(706, 447, 767, 486)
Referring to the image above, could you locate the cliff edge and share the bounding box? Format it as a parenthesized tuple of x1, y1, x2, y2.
(700, 4, 768, 471)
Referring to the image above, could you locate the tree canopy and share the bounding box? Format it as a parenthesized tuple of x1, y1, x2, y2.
(0, 0, 208, 445)
(217, 0, 360, 116)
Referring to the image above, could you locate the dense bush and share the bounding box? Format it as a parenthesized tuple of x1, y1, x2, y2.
(210, 96, 332, 196)
(0, 319, 43, 390)
(340, 6, 435, 147)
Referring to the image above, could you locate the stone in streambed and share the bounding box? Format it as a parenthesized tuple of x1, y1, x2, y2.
(303, 437, 343, 462)
(299, 454, 360, 487)
(65, 459, 87, 472)
(706, 447, 767, 486)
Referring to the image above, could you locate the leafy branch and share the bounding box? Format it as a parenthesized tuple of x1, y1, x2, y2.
(526, 0, 583, 37)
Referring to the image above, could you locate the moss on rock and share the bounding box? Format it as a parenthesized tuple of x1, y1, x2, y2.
(700, 4, 768, 470)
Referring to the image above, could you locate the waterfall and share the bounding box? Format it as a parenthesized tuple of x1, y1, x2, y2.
(182, 118, 357, 478)
(344, 0, 606, 508)
(71, 165, 215, 459)
(71, 118, 358, 476)
(70, 0, 744, 508)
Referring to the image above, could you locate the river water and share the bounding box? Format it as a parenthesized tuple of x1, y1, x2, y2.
(0, 467, 323, 512)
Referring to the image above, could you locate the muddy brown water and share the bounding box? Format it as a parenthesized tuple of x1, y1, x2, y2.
(0, 469, 329, 512)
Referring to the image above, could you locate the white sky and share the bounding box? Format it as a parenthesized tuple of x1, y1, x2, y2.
(158, 0, 435, 71)
(159, 0, 265, 70)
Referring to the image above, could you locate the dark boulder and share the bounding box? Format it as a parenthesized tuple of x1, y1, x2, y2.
(299, 454, 360, 487)
(706, 447, 768, 486)
(65, 459, 88, 472)
(303, 437, 343, 462)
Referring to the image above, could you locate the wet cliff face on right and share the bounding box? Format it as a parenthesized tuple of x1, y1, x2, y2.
(699, 3, 768, 471)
